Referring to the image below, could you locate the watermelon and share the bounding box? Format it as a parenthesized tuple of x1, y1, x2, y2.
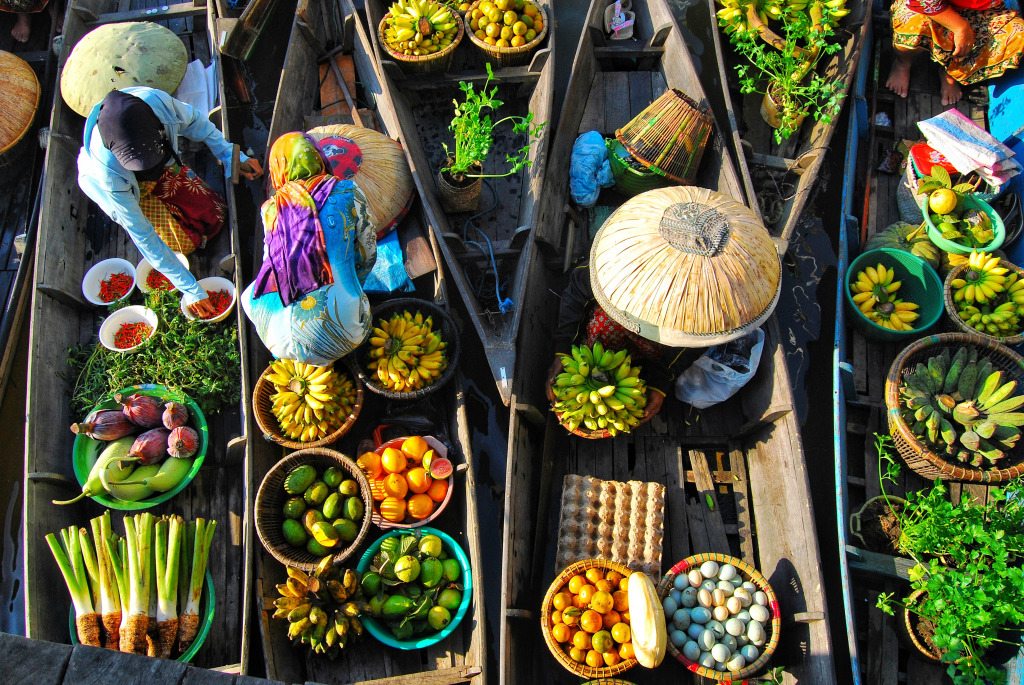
(864, 221, 942, 270)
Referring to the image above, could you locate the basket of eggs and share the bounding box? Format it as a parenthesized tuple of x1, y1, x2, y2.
(355, 433, 456, 528)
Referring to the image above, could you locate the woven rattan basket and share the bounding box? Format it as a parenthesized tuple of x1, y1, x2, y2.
(885, 333, 1024, 482)
(540, 559, 639, 678)
(255, 448, 372, 573)
(607, 138, 672, 197)
(656, 553, 781, 680)
(0, 51, 40, 185)
(252, 357, 364, 450)
(467, 4, 549, 67)
(308, 124, 415, 239)
(615, 89, 714, 185)
(355, 298, 460, 399)
(943, 259, 1024, 345)
(591, 186, 781, 347)
(378, 12, 464, 75)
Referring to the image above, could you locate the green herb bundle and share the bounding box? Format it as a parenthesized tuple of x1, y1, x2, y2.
(65, 289, 241, 416)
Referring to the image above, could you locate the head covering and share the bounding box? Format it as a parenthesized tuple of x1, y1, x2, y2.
(251, 133, 338, 306)
(97, 90, 168, 172)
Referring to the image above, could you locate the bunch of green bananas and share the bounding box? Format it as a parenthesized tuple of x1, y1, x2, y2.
(383, 0, 459, 56)
(899, 347, 1024, 467)
(267, 360, 357, 443)
(273, 561, 370, 657)
(551, 342, 647, 435)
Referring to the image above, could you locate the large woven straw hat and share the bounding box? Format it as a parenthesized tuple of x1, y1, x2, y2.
(307, 124, 414, 239)
(61, 22, 188, 117)
(0, 51, 40, 156)
(590, 186, 781, 347)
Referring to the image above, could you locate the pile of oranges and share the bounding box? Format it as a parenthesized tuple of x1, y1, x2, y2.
(356, 435, 451, 524)
(461, 0, 544, 49)
(548, 566, 635, 669)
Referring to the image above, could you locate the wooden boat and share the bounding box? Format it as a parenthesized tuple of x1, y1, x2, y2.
(833, 17, 1024, 685)
(247, 0, 486, 681)
(23, 0, 255, 670)
(499, 0, 836, 682)
(359, 0, 555, 406)
(706, 0, 869, 246)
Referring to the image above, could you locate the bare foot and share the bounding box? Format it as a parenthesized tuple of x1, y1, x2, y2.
(12, 13, 31, 42)
(886, 58, 912, 97)
(941, 73, 963, 106)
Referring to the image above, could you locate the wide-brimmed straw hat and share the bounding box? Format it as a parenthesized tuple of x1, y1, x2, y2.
(590, 186, 781, 347)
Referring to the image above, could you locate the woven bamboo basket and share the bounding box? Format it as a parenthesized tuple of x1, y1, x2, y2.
(0, 51, 40, 186)
(378, 12, 464, 75)
(657, 553, 782, 680)
(307, 124, 415, 239)
(467, 4, 549, 67)
(885, 333, 1024, 482)
(615, 89, 714, 186)
(590, 186, 781, 347)
(252, 357, 364, 450)
(540, 559, 639, 678)
(942, 259, 1024, 345)
(255, 448, 372, 573)
(606, 138, 672, 197)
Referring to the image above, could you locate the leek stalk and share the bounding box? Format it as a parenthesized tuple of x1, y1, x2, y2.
(177, 517, 215, 652)
(122, 513, 153, 654)
(154, 516, 184, 658)
(88, 512, 121, 649)
(45, 528, 100, 647)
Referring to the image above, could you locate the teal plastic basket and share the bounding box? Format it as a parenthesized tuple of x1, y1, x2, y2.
(846, 248, 944, 342)
(923, 194, 1005, 255)
(606, 138, 671, 197)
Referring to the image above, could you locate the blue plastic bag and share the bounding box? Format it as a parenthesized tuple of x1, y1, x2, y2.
(674, 329, 765, 409)
(570, 131, 616, 208)
(363, 230, 415, 294)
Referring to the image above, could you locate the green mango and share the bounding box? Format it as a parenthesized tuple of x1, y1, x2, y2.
(322, 492, 341, 519)
(282, 519, 308, 547)
(284, 464, 316, 494)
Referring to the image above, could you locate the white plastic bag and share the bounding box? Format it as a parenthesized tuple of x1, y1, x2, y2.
(674, 329, 765, 409)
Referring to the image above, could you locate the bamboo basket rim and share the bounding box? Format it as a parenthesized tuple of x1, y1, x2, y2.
(0, 51, 40, 156)
(368, 435, 457, 529)
(942, 258, 1024, 345)
(884, 333, 1024, 482)
(377, 11, 464, 68)
(252, 356, 364, 449)
(254, 448, 373, 573)
(465, 4, 548, 58)
(656, 553, 782, 680)
(614, 89, 713, 184)
(540, 558, 639, 678)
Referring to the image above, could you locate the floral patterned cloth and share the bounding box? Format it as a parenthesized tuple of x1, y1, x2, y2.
(0, 0, 48, 12)
(137, 163, 226, 255)
(893, 0, 1024, 84)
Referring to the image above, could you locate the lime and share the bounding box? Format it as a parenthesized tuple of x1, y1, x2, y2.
(428, 605, 452, 631)
(419, 534, 444, 558)
(592, 629, 614, 653)
(368, 594, 385, 617)
(361, 571, 381, 597)
(395, 555, 421, 583)
(382, 594, 414, 619)
(438, 588, 462, 611)
(442, 558, 462, 582)
(420, 558, 444, 588)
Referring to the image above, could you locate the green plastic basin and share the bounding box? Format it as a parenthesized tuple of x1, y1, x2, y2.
(923, 194, 1005, 255)
(845, 248, 944, 342)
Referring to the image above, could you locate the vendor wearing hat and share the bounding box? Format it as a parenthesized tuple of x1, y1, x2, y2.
(78, 87, 263, 318)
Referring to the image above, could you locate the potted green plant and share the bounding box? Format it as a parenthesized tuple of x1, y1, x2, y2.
(438, 63, 545, 213)
(873, 435, 1024, 684)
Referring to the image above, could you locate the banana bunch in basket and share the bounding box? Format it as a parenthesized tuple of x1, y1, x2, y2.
(952, 251, 1024, 338)
(383, 0, 459, 56)
(367, 310, 448, 393)
(267, 360, 357, 442)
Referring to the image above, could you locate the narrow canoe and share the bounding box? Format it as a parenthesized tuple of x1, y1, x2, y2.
(500, 0, 836, 682)
(247, 0, 486, 681)
(360, 0, 556, 406)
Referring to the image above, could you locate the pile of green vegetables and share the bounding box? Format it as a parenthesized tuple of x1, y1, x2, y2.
(66, 290, 241, 416)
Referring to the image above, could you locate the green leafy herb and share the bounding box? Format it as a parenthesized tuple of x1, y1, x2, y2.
(64, 289, 241, 416)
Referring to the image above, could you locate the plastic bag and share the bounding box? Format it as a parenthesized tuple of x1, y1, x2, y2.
(363, 230, 415, 294)
(674, 329, 765, 409)
(570, 131, 616, 208)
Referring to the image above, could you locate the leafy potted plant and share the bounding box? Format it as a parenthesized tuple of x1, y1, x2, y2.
(438, 63, 545, 213)
(874, 436, 1024, 684)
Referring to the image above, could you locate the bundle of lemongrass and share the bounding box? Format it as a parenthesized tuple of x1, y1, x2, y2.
(46, 511, 216, 658)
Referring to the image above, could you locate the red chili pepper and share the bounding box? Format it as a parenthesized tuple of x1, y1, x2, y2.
(201, 290, 233, 319)
(113, 322, 152, 349)
(145, 269, 173, 291)
(99, 272, 133, 303)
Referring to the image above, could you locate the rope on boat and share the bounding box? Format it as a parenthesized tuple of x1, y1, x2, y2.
(463, 179, 514, 314)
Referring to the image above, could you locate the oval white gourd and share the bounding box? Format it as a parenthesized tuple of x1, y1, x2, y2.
(627, 571, 667, 668)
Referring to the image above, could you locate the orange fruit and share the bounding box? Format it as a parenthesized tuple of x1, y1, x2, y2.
(485, 21, 500, 38)
(369, 477, 388, 501)
(580, 610, 603, 633)
(401, 436, 428, 463)
(618, 577, 630, 592)
(484, 36, 497, 45)
(620, 611, 630, 624)
(406, 467, 432, 494)
(552, 592, 572, 611)
(569, 646, 586, 663)
(612, 590, 629, 612)
(601, 610, 621, 630)
(500, 25, 512, 40)
(381, 448, 407, 474)
(572, 630, 591, 650)
(590, 591, 614, 614)
(578, 585, 596, 603)
(619, 642, 635, 660)
(602, 651, 621, 667)
(562, 607, 581, 627)
(503, 9, 517, 24)
(605, 570, 623, 584)
(379, 496, 406, 522)
(585, 650, 604, 668)
(407, 493, 434, 520)
(567, 574, 586, 595)
(383, 472, 409, 499)
(595, 579, 614, 593)
(523, 3, 537, 16)
(475, 29, 485, 39)
(585, 568, 604, 584)
(512, 20, 527, 35)
(611, 622, 630, 644)
(552, 610, 562, 625)
(427, 478, 449, 503)
(510, 35, 525, 47)
(356, 452, 383, 479)
(495, 38, 510, 47)
(551, 623, 570, 643)
(592, 629, 614, 653)
(572, 595, 588, 609)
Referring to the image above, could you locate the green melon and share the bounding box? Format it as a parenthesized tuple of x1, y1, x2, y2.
(864, 221, 941, 270)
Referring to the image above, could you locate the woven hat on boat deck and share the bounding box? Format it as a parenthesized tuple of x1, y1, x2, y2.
(61, 21, 188, 118)
(615, 89, 714, 185)
(0, 51, 40, 158)
(307, 124, 415, 239)
(590, 186, 781, 347)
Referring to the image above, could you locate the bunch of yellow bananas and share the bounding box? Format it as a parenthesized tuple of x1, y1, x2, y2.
(267, 359, 357, 442)
(951, 250, 1009, 304)
(383, 0, 458, 56)
(850, 263, 920, 331)
(551, 342, 648, 435)
(367, 310, 448, 393)
(715, 0, 848, 36)
(273, 561, 367, 657)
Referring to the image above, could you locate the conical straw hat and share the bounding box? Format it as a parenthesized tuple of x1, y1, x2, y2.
(61, 22, 188, 117)
(308, 124, 414, 239)
(590, 186, 781, 347)
(0, 51, 40, 156)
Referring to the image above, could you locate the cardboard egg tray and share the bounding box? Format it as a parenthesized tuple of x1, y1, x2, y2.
(555, 474, 665, 577)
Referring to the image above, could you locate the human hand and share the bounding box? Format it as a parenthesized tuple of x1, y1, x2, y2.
(952, 23, 975, 59)
(643, 389, 664, 420)
(187, 296, 218, 320)
(238, 158, 264, 181)
(545, 357, 563, 402)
